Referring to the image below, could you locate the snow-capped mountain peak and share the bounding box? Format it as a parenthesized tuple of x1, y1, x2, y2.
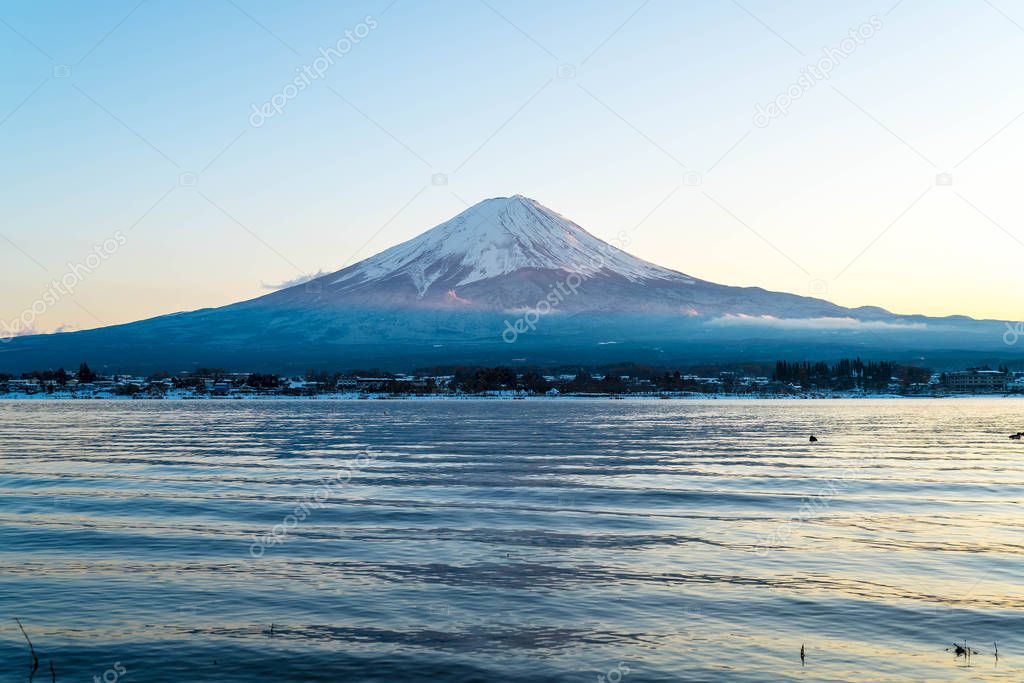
(9, 193, 998, 376)
(328, 195, 685, 297)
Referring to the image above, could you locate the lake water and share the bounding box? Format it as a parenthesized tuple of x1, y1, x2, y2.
(0, 399, 1021, 682)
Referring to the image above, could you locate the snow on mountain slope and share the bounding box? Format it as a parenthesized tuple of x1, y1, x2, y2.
(328, 195, 692, 296)
(252, 194, 871, 319)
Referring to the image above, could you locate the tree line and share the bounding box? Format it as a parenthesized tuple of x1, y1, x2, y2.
(772, 358, 931, 391)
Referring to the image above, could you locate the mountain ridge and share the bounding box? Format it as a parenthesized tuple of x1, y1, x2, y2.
(0, 195, 1010, 373)
(244, 194, 886, 320)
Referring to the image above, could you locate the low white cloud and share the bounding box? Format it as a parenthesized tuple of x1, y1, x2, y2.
(261, 270, 328, 291)
(705, 314, 927, 330)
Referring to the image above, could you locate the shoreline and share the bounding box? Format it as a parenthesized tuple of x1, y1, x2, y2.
(1, 392, 1021, 402)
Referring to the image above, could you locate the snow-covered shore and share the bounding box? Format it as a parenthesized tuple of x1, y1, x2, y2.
(1, 391, 1019, 401)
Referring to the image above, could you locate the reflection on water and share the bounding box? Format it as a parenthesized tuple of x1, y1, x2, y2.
(0, 400, 1021, 682)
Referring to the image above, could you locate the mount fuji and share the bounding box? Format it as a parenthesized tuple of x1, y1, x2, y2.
(252, 194, 878, 319)
(0, 195, 1012, 373)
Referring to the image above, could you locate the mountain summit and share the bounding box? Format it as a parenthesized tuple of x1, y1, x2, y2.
(331, 195, 682, 290)
(262, 194, 850, 318)
(0, 195, 1009, 372)
(268, 194, 691, 311)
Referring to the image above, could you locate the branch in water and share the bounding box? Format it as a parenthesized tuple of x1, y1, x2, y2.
(14, 618, 40, 678)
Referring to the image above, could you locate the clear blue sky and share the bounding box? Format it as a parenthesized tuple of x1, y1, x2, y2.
(2, 0, 1023, 335)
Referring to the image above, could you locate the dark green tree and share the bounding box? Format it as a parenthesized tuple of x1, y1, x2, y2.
(77, 362, 97, 383)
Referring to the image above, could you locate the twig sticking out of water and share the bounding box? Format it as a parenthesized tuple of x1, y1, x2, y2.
(949, 640, 979, 663)
(14, 618, 39, 679)
(994, 642, 998, 662)
(49, 661, 55, 683)
(800, 644, 805, 666)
